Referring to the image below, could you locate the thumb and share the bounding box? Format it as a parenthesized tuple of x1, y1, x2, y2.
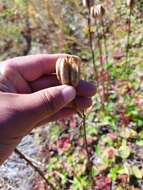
(17, 85, 76, 124)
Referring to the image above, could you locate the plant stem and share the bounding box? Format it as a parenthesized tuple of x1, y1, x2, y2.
(101, 19, 108, 64)
(96, 22, 106, 108)
(87, 5, 98, 83)
(82, 112, 92, 171)
(101, 19, 110, 101)
(15, 148, 56, 190)
(82, 112, 90, 162)
(82, 112, 94, 188)
(125, 8, 132, 73)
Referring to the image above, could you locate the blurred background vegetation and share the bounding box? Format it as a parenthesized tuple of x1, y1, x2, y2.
(0, 0, 143, 190)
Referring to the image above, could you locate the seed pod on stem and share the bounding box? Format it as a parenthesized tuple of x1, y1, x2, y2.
(82, 0, 94, 8)
(82, 0, 89, 7)
(90, 4, 105, 20)
(127, 0, 135, 10)
(83, 0, 97, 80)
(56, 55, 81, 87)
(90, 4, 108, 104)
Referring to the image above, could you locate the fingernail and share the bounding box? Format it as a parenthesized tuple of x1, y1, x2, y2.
(62, 86, 76, 103)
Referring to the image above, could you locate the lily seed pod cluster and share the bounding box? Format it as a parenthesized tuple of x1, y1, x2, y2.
(90, 4, 105, 20)
(127, 0, 135, 9)
(56, 56, 81, 87)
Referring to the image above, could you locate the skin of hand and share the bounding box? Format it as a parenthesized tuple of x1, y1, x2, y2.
(0, 54, 96, 164)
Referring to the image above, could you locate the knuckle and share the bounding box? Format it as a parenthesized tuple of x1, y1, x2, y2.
(0, 62, 15, 78)
(0, 63, 17, 93)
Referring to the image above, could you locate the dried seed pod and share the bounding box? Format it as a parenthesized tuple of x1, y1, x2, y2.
(127, 0, 135, 9)
(82, 0, 94, 7)
(82, 0, 89, 7)
(90, 4, 105, 20)
(56, 56, 81, 87)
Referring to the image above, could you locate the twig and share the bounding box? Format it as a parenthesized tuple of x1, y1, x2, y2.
(15, 148, 56, 190)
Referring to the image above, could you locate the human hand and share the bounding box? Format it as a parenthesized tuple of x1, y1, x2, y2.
(0, 54, 96, 164)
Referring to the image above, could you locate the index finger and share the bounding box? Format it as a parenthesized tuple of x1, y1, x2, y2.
(4, 54, 67, 82)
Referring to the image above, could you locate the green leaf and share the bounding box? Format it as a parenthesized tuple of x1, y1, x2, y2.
(86, 125, 97, 136)
(132, 166, 143, 179)
(92, 166, 97, 177)
(95, 144, 101, 156)
(137, 119, 143, 127)
(116, 187, 124, 190)
(120, 128, 137, 139)
(106, 102, 114, 112)
(136, 140, 143, 147)
(14, 0, 27, 6)
(139, 131, 143, 139)
(104, 61, 113, 70)
(118, 140, 131, 159)
(56, 171, 68, 185)
(109, 165, 121, 181)
(118, 166, 130, 175)
(72, 177, 82, 190)
(72, 176, 90, 190)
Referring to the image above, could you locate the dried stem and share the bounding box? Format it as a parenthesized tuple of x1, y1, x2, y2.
(81, 112, 94, 187)
(101, 19, 108, 64)
(15, 148, 56, 190)
(86, 5, 98, 82)
(125, 8, 132, 73)
(82, 112, 90, 161)
(101, 19, 110, 100)
(21, 1, 32, 56)
(96, 22, 106, 108)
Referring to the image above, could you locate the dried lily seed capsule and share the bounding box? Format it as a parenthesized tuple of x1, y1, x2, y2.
(56, 56, 81, 87)
(127, 0, 135, 9)
(82, 0, 88, 7)
(82, 0, 94, 7)
(90, 4, 105, 20)
(90, 6, 95, 17)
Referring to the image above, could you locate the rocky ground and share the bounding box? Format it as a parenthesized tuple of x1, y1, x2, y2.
(0, 133, 39, 190)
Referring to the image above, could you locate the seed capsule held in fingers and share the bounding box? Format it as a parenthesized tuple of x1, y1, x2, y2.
(56, 55, 81, 87)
